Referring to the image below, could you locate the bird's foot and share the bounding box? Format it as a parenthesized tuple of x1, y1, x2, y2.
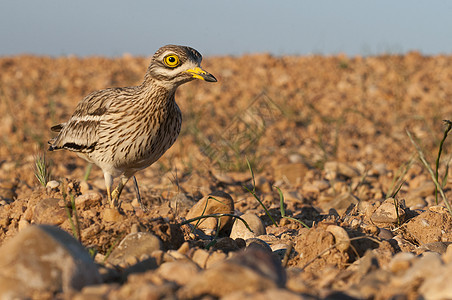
(110, 188, 120, 209)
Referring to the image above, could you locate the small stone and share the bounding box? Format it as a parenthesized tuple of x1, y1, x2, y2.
(357, 201, 375, 219)
(191, 248, 210, 269)
(378, 228, 394, 240)
(371, 198, 406, 224)
(157, 260, 201, 286)
(418, 242, 450, 254)
(102, 208, 125, 223)
(79, 181, 92, 194)
(245, 238, 272, 253)
(185, 191, 234, 234)
(405, 196, 427, 209)
(230, 213, 266, 240)
(205, 251, 228, 269)
(0, 225, 101, 297)
(213, 237, 242, 252)
(323, 192, 358, 216)
(177, 241, 191, 255)
(32, 198, 67, 225)
(407, 181, 436, 198)
(324, 161, 360, 179)
(107, 232, 162, 266)
(75, 192, 102, 209)
(326, 225, 350, 252)
(271, 243, 290, 260)
(46, 180, 60, 189)
(178, 248, 286, 299)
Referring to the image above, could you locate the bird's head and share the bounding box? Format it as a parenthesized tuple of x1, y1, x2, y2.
(145, 45, 217, 88)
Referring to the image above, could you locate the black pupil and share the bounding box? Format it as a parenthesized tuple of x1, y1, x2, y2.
(168, 57, 176, 63)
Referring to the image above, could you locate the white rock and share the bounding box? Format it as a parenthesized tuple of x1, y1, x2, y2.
(230, 213, 266, 240)
(46, 180, 60, 189)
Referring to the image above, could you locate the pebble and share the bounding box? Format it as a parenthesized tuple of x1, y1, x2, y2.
(32, 198, 67, 225)
(245, 238, 272, 253)
(326, 225, 350, 252)
(230, 213, 266, 240)
(377, 228, 394, 240)
(102, 208, 125, 222)
(418, 241, 450, 254)
(371, 198, 406, 224)
(185, 191, 234, 235)
(324, 161, 360, 179)
(205, 251, 228, 268)
(46, 180, 60, 189)
(107, 232, 162, 266)
(324, 192, 358, 216)
(0, 225, 101, 297)
(178, 248, 286, 299)
(75, 192, 102, 209)
(191, 248, 211, 269)
(156, 260, 201, 286)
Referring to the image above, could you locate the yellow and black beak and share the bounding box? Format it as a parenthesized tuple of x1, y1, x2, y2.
(185, 67, 217, 82)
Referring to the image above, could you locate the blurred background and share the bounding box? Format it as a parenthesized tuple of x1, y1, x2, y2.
(1, 0, 451, 57)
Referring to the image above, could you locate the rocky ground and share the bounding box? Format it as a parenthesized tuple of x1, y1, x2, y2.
(1, 52, 452, 299)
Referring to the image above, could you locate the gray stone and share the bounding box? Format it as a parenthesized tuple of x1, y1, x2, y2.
(0, 225, 101, 298)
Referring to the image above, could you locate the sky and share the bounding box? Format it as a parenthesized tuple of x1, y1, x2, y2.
(1, 1, 451, 57)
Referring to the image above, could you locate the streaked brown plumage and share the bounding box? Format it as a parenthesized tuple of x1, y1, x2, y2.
(48, 45, 217, 209)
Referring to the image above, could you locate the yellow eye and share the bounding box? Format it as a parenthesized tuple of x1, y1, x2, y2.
(163, 54, 180, 68)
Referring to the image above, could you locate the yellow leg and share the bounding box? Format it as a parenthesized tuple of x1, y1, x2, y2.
(111, 176, 129, 209)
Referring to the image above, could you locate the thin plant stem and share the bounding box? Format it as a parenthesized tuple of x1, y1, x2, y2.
(407, 129, 452, 216)
(244, 158, 277, 225)
(435, 120, 452, 204)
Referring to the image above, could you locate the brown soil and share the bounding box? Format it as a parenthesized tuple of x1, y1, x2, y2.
(1, 51, 452, 299)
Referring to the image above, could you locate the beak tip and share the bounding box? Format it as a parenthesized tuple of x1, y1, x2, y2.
(206, 74, 217, 82)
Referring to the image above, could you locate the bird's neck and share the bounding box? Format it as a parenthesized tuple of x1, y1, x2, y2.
(138, 79, 177, 108)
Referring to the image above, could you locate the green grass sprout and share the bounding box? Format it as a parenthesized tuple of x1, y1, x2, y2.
(275, 186, 310, 229)
(243, 158, 277, 225)
(34, 152, 51, 187)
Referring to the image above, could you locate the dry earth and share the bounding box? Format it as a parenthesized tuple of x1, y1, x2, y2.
(1, 52, 452, 299)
